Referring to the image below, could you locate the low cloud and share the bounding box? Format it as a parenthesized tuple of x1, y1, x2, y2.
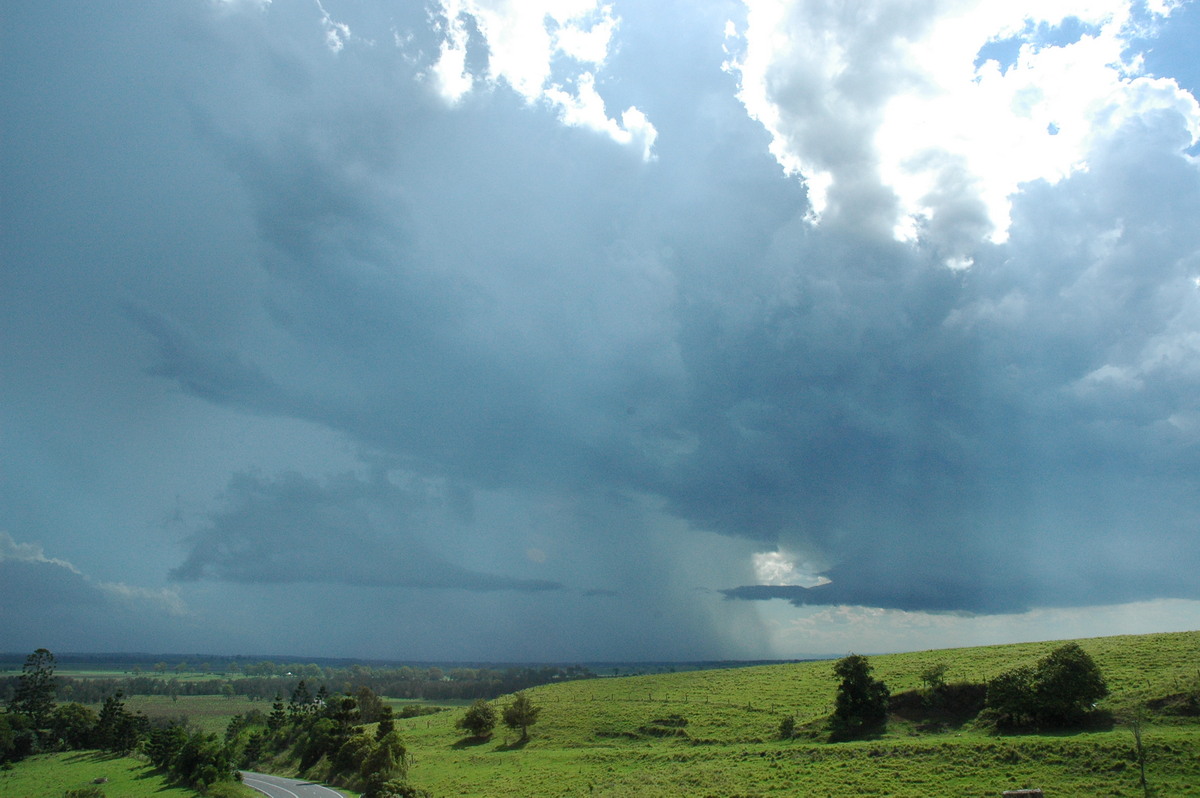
(0, 533, 189, 651)
(170, 471, 563, 593)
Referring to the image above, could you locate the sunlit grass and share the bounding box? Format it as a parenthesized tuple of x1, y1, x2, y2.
(396, 630, 1199, 797)
(0, 751, 217, 798)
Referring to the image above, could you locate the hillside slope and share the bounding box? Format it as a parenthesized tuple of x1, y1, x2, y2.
(396, 630, 1200, 797)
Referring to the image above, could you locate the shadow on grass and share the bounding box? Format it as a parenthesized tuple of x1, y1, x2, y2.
(62, 751, 130, 764)
(493, 737, 529, 752)
(452, 735, 494, 749)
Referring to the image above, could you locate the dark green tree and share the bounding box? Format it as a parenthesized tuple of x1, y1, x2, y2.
(456, 699, 497, 739)
(95, 691, 146, 754)
(375, 705, 396, 739)
(985, 643, 1108, 730)
(360, 729, 410, 794)
(985, 666, 1036, 728)
(356, 686, 386, 724)
(1031, 642, 1108, 726)
(8, 648, 58, 731)
(290, 680, 313, 716)
(49, 702, 98, 749)
(830, 654, 890, 740)
(501, 692, 541, 741)
(269, 693, 287, 730)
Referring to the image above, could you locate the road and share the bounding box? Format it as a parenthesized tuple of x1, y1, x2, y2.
(240, 771, 347, 798)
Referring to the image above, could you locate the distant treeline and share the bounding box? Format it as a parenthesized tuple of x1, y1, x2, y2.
(0, 664, 596, 705)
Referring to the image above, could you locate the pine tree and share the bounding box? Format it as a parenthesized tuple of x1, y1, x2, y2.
(9, 649, 58, 731)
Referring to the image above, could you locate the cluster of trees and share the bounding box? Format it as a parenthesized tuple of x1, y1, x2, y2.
(774, 644, 1109, 743)
(455, 692, 542, 742)
(1, 649, 432, 797)
(225, 681, 429, 798)
(1, 651, 158, 766)
(982, 643, 1109, 730)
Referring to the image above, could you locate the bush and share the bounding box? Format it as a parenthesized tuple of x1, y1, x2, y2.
(456, 700, 496, 739)
(778, 716, 796, 739)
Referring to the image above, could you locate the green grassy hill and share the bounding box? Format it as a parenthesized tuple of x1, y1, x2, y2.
(394, 631, 1200, 797)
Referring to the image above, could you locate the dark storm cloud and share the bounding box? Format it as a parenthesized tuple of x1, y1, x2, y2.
(170, 470, 561, 593)
(139, 2, 1200, 617)
(716, 108, 1200, 612)
(3, 0, 1199, 659)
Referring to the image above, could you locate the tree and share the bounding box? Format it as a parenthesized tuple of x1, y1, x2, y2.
(269, 693, 287, 730)
(356, 686, 386, 724)
(50, 702, 98, 749)
(1030, 643, 1108, 726)
(457, 699, 497, 739)
(95, 692, 146, 754)
(290, 680, 313, 716)
(9, 648, 58, 731)
(502, 692, 540, 741)
(919, 662, 948, 693)
(830, 654, 890, 740)
(984, 666, 1036, 728)
(375, 705, 396, 739)
(985, 643, 1108, 730)
(360, 729, 410, 794)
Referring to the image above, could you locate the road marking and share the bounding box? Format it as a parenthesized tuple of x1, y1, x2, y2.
(243, 775, 301, 798)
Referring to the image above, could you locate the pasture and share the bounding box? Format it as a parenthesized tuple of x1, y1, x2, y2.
(391, 631, 1200, 797)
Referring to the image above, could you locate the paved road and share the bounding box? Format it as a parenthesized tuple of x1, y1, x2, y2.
(240, 771, 347, 798)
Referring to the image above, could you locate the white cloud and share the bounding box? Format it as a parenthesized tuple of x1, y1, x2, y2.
(316, 0, 351, 53)
(753, 550, 830, 588)
(426, 0, 657, 158)
(730, 0, 1200, 260)
(0, 531, 82, 574)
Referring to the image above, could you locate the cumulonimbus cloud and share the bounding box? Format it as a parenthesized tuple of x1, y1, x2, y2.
(727, 0, 1200, 264)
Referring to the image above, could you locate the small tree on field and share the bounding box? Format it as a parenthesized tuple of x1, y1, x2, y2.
(502, 692, 541, 741)
(830, 654, 890, 740)
(457, 699, 497, 739)
(919, 662, 948, 693)
(778, 715, 796, 740)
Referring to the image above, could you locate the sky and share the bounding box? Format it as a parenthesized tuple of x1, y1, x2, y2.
(2, 0, 1199, 662)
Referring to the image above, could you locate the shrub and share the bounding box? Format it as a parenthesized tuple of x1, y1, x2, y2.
(778, 715, 796, 739)
(456, 700, 496, 739)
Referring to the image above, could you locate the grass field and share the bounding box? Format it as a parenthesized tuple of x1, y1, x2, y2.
(7, 631, 1196, 796)
(0, 751, 209, 798)
(96, 695, 264, 735)
(389, 631, 1200, 797)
